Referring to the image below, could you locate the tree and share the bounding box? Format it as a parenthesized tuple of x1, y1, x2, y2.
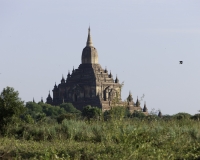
(25, 102, 66, 120)
(60, 103, 81, 114)
(191, 114, 200, 121)
(105, 106, 127, 120)
(0, 87, 25, 128)
(57, 113, 76, 123)
(82, 105, 101, 120)
(173, 112, 191, 120)
(131, 110, 146, 118)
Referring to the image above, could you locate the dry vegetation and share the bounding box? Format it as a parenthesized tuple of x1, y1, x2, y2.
(1, 117, 200, 159)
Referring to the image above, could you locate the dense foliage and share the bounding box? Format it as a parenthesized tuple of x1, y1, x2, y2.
(82, 105, 101, 120)
(1, 87, 200, 159)
(24, 102, 81, 122)
(1, 117, 200, 159)
(0, 87, 25, 130)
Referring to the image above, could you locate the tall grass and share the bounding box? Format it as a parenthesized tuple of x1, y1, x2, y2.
(1, 118, 200, 159)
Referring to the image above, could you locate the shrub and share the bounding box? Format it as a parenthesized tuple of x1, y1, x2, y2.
(0, 87, 25, 130)
(60, 103, 81, 114)
(191, 114, 200, 121)
(131, 110, 146, 118)
(173, 112, 191, 120)
(57, 113, 76, 123)
(82, 105, 101, 120)
(25, 102, 66, 120)
(104, 106, 127, 120)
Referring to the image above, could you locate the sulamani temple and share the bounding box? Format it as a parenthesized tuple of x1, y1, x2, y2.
(45, 28, 148, 113)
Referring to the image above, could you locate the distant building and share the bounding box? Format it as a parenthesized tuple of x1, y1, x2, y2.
(46, 28, 147, 113)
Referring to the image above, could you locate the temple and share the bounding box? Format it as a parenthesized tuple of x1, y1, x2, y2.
(46, 28, 148, 114)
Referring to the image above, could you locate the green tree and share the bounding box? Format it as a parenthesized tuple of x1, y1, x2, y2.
(25, 102, 67, 122)
(132, 110, 146, 118)
(25, 102, 43, 120)
(105, 106, 126, 120)
(24, 114, 35, 124)
(173, 112, 191, 120)
(41, 103, 66, 117)
(191, 114, 200, 121)
(57, 113, 76, 123)
(60, 103, 81, 114)
(0, 87, 25, 128)
(82, 105, 101, 120)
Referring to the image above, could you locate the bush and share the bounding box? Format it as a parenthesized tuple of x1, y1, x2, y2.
(57, 113, 76, 123)
(25, 102, 67, 121)
(23, 114, 35, 124)
(0, 87, 25, 129)
(131, 110, 146, 118)
(173, 112, 191, 120)
(104, 106, 127, 120)
(82, 105, 101, 120)
(191, 114, 200, 121)
(60, 103, 81, 114)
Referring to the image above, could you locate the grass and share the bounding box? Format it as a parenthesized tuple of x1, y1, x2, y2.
(1, 118, 200, 159)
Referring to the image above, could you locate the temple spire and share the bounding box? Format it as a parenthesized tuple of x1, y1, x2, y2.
(61, 75, 65, 84)
(104, 66, 108, 73)
(136, 96, 140, 107)
(143, 101, 148, 112)
(109, 70, 112, 78)
(115, 75, 119, 83)
(86, 26, 93, 47)
(67, 70, 71, 79)
(127, 91, 133, 103)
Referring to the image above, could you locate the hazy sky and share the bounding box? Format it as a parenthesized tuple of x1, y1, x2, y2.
(1, 0, 200, 115)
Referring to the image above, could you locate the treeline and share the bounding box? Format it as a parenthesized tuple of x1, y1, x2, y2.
(1, 86, 200, 130)
(1, 87, 200, 159)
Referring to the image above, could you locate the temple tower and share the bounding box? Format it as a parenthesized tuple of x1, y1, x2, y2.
(81, 27, 98, 64)
(46, 28, 143, 113)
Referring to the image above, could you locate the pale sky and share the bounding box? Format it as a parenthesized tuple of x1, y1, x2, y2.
(0, 0, 200, 115)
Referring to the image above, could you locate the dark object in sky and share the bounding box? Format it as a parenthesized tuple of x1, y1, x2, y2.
(179, 61, 183, 64)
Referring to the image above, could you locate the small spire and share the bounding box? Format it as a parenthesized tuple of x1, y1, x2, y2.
(104, 66, 107, 73)
(67, 70, 71, 79)
(46, 91, 52, 104)
(109, 70, 112, 78)
(86, 26, 93, 47)
(47, 91, 52, 99)
(127, 91, 133, 102)
(72, 66, 75, 73)
(54, 82, 57, 88)
(143, 101, 148, 112)
(61, 75, 65, 83)
(136, 96, 140, 107)
(115, 75, 119, 83)
(33, 97, 35, 103)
